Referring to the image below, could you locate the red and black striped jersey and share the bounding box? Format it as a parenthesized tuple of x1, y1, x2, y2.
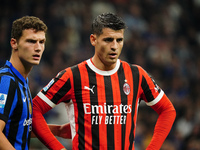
(36, 59, 164, 150)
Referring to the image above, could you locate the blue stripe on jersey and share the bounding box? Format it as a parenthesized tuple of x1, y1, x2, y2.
(0, 61, 32, 150)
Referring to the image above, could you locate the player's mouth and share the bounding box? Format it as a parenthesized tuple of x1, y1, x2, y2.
(109, 52, 117, 59)
(32, 54, 40, 60)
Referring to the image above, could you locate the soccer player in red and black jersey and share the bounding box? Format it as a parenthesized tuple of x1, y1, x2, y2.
(32, 12, 176, 150)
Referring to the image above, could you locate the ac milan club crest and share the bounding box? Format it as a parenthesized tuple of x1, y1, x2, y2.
(123, 82, 130, 95)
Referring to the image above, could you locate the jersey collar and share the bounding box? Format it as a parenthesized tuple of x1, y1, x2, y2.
(6, 60, 28, 85)
(86, 59, 120, 76)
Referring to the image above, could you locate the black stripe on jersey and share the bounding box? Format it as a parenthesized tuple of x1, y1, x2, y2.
(129, 65, 139, 150)
(10, 68, 25, 86)
(1, 65, 27, 85)
(27, 88, 32, 148)
(1, 79, 16, 122)
(51, 79, 71, 104)
(1, 65, 10, 72)
(22, 86, 29, 150)
(117, 64, 127, 150)
(41, 70, 67, 96)
(104, 76, 115, 149)
(71, 65, 85, 150)
(86, 65, 99, 150)
(149, 75, 161, 93)
(141, 76, 154, 102)
(0, 72, 14, 78)
(8, 79, 23, 147)
(56, 70, 66, 79)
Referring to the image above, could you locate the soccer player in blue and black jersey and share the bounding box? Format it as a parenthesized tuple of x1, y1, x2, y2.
(0, 16, 71, 150)
(0, 16, 47, 150)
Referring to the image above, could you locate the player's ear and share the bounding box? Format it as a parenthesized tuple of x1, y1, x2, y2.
(10, 38, 18, 50)
(90, 34, 97, 46)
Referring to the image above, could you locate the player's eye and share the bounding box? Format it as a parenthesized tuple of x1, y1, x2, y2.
(104, 38, 113, 42)
(27, 39, 36, 43)
(39, 40, 45, 44)
(117, 38, 123, 42)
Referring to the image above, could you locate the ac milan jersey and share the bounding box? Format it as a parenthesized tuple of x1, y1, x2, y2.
(36, 59, 164, 150)
(0, 61, 32, 150)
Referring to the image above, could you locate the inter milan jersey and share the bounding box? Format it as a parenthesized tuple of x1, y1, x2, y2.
(36, 59, 164, 150)
(0, 61, 32, 150)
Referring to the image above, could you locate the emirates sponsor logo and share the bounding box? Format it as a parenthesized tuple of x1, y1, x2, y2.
(91, 115, 127, 125)
(84, 103, 132, 114)
(83, 103, 132, 125)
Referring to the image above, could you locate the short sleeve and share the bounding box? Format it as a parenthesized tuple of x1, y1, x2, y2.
(139, 67, 164, 106)
(0, 76, 17, 123)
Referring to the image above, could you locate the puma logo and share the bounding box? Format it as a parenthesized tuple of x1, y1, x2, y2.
(84, 85, 95, 94)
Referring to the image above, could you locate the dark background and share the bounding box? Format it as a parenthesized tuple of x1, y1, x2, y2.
(1, 0, 200, 149)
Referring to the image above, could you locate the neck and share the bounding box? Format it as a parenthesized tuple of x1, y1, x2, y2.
(91, 56, 117, 71)
(9, 56, 32, 79)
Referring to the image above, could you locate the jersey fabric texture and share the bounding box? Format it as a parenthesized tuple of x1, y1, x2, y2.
(33, 59, 175, 150)
(0, 61, 32, 150)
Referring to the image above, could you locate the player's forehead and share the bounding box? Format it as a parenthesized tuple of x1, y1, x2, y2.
(20, 29, 46, 40)
(99, 28, 124, 38)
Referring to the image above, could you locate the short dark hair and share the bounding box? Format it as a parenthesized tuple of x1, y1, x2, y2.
(11, 16, 47, 41)
(92, 12, 126, 36)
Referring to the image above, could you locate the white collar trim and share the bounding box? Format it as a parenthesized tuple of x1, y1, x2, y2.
(86, 59, 120, 76)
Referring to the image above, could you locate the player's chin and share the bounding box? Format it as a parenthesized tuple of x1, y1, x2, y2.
(109, 58, 118, 63)
(31, 60, 41, 65)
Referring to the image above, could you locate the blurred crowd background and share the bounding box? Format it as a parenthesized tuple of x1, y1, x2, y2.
(1, 0, 200, 149)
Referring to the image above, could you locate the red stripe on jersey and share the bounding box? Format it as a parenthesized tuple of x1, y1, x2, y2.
(65, 67, 80, 148)
(132, 65, 142, 141)
(96, 74, 107, 150)
(111, 73, 122, 150)
(79, 63, 92, 150)
(123, 62, 136, 150)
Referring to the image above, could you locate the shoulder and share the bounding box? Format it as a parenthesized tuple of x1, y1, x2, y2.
(69, 60, 87, 72)
(0, 71, 17, 94)
(120, 60, 146, 73)
(0, 67, 15, 82)
(54, 61, 86, 81)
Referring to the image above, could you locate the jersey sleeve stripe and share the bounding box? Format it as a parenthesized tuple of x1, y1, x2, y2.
(3, 79, 16, 122)
(37, 92, 56, 108)
(146, 90, 164, 106)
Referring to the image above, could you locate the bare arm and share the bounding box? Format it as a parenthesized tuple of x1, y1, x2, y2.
(48, 123, 72, 139)
(0, 120, 16, 150)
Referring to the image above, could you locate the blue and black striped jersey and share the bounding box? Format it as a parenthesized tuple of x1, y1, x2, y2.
(0, 61, 32, 150)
